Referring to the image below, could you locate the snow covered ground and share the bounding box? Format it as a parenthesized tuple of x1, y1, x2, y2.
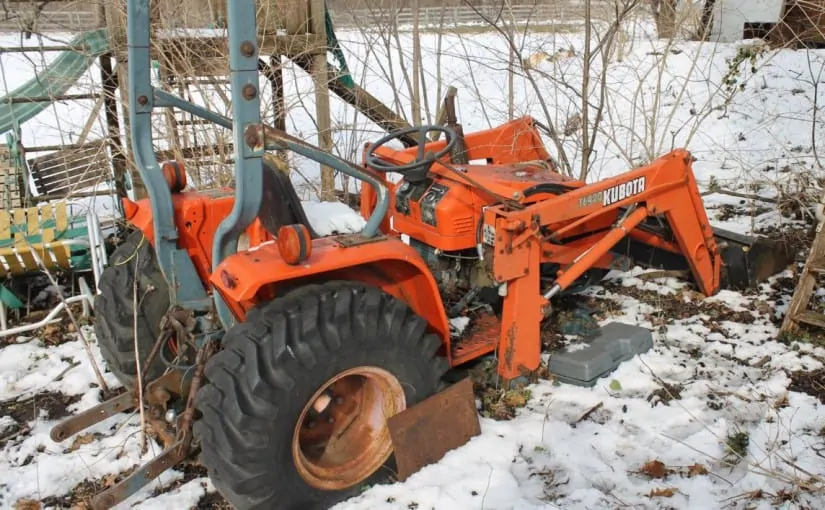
(1, 16, 824, 510)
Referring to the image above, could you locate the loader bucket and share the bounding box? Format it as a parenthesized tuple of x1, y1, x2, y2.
(713, 227, 795, 290)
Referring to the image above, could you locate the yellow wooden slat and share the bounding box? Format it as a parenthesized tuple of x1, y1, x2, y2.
(54, 202, 68, 232)
(0, 210, 10, 240)
(49, 202, 72, 269)
(13, 233, 38, 271)
(48, 241, 72, 269)
(39, 207, 56, 268)
(26, 207, 39, 235)
(12, 209, 37, 271)
(1, 246, 24, 275)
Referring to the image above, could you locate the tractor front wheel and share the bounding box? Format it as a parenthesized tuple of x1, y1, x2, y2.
(93, 229, 168, 388)
(193, 281, 449, 510)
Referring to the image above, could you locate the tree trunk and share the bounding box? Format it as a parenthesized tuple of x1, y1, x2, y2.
(652, 0, 678, 39)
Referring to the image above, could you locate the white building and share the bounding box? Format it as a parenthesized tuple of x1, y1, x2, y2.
(709, 0, 785, 42)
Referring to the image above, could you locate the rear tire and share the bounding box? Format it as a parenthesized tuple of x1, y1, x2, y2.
(193, 281, 450, 510)
(93, 229, 168, 388)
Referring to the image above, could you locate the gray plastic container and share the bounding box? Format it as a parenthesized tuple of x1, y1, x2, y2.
(548, 321, 653, 387)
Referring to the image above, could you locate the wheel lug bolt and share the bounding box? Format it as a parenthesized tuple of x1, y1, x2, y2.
(334, 396, 344, 405)
(327, 415, 335, 424)
(307, 420, 316, 429)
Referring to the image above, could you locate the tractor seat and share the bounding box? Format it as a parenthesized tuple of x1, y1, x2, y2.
(259, 160, 320, 240)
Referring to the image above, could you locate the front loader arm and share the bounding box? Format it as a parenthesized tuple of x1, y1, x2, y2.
(486, 149, 722, 381)
(489, 149, 721, 296)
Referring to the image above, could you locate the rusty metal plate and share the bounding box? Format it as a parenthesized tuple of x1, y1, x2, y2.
(388, 377, 480, 481)
(334, 233, 388, 247)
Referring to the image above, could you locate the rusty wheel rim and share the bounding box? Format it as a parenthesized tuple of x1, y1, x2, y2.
(292, 366, 406, 490)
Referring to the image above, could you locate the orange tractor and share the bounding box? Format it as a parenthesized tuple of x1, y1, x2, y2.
(50, 1, 790, 509)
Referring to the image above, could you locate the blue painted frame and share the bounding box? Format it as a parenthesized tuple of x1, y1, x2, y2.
(127, 0, 394, 329)
(127, 0, 210, 311)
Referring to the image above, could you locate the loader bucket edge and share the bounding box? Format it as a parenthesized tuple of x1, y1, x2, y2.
(713, 227, 796, 290)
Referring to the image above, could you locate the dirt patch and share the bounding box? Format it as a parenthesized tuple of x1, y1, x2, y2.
(602, 282, 759, 328)
(151, 464, 208, 497)
(39, 467, 137, 509)
(0, 391, 81, 424)
(788, 367, 825, 403)
(647, 381, 684, 407)
(0, 391, 82, 449)
(713, 203, 774, 222)
(196, 491, 232, 509)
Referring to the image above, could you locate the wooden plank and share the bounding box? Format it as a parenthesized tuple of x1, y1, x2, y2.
(796, 311, 825, 330)
(13, 209, 38, 270)
(26, 207, 38, 235)
(29, 146, 109, 196)
(31, 149, 105, 175)
(0, 209, 8, 277)
(0, 210, 10, 240)
(54, 202, 68, 232)
(154, 35, 328, 78)
(782, 217, 825, 333)
(28, 140, 106, 165)
(39, 206, 57, 269)
(33, 157, 107, 181)
(36, 165, 108, 188)
(0, 248, 24, 274)
(48, 241, 72, 270)
(36, 176, 109, 198)
(34, 156, 102, 176)
(45, 203, 71, 269)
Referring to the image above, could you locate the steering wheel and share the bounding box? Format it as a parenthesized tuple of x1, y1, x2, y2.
(365, 125, 457, 182)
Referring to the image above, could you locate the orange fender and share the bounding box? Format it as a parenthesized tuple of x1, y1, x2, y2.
(209, 235, 452, 358)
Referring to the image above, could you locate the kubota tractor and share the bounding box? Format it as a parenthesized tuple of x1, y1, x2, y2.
(50, 0, 791, 509)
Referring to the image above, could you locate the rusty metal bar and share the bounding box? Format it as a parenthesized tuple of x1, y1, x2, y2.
(90, 440, 190, 509)
(0, 45, 90, 53)
(49, 391, 136, 442)
(5, 93, 99, 104)
(23, 143, 88, 152)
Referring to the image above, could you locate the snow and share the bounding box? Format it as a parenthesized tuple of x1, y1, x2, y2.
(1, 16, 824, 510)
(302, 200, 367, 236)
(333, 276, 825, 510)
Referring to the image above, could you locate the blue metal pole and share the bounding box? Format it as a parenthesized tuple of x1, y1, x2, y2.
(209, 0, 265, 329)
(127, 0, 210, 309)
(154, 89, 232, 130)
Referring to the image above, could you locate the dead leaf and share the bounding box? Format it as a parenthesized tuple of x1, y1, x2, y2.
(103, 473, 119, 487)
(502, 390, 528, 408)
(13, 499, 41, 510)
(67, 433, 96, 452)
(648, 487, 678, 498)
(42, 324, 64, 346)
(773, 391, 789, 409)
(640, 459, 669, 479)
(687, 463, 708, 477)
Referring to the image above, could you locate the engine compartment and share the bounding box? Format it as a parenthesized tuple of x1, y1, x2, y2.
(386, 165, 606, 314)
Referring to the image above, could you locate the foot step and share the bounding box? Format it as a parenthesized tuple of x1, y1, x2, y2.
(450, 314, 499, 366)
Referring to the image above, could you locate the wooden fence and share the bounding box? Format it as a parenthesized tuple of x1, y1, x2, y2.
(0, 1, 642, 34)
(330, 2, 641, 29)
(0, 3, 101, 33)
